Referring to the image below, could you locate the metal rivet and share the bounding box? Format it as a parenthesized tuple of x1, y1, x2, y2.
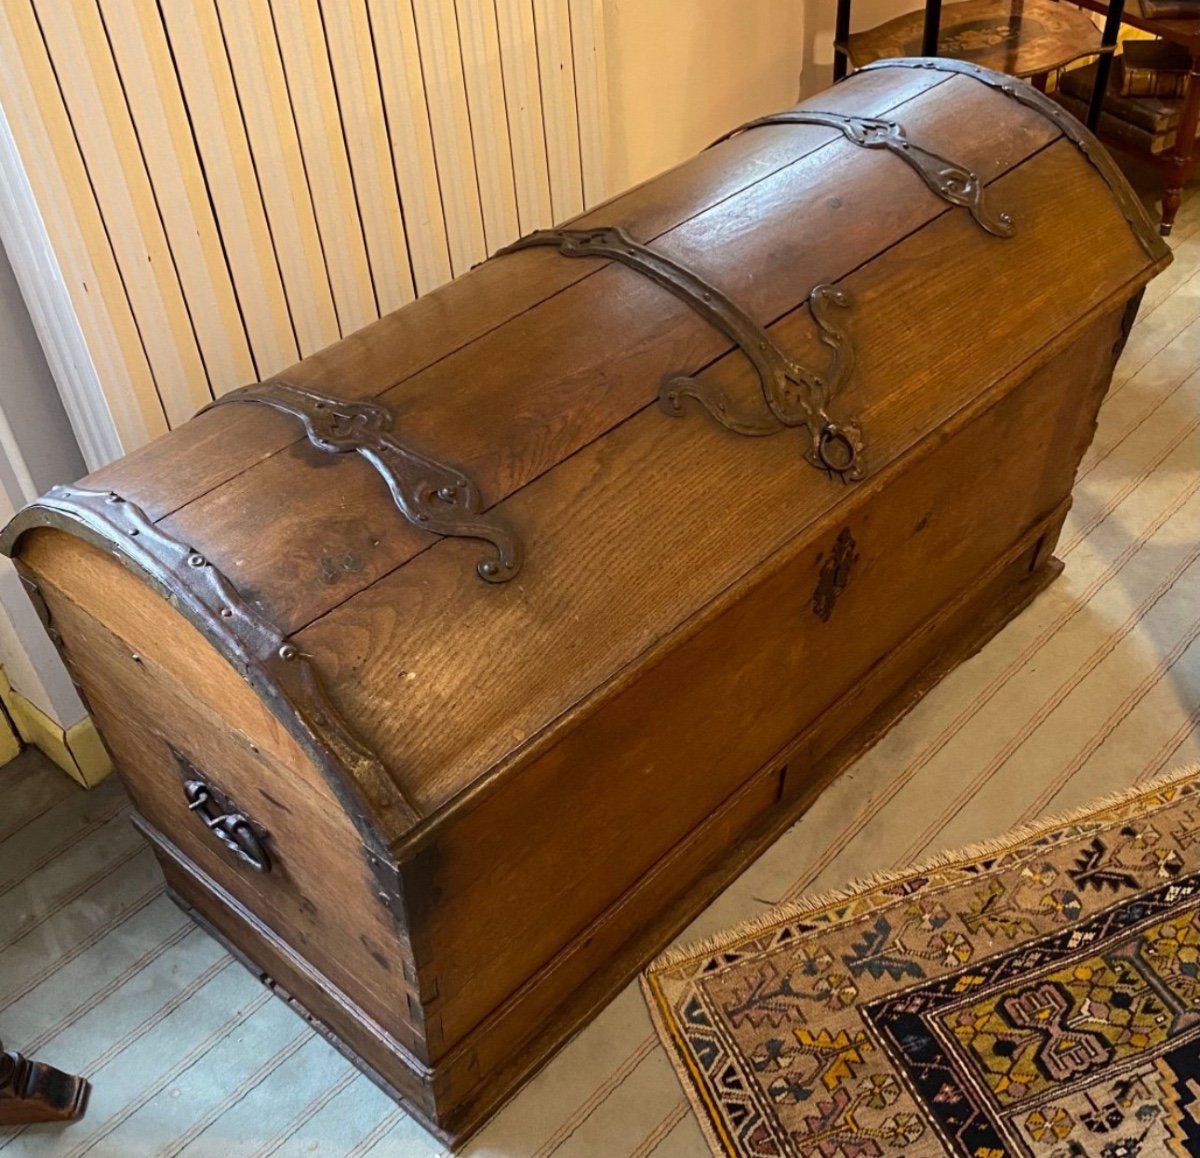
(188, 553, 205, 567)
(436, 486, 457, 502)
(278, 644, 298, 661)
(479, 560, 499, 577)
(219, 608, 233, 618)
(130, 653, 142, 664)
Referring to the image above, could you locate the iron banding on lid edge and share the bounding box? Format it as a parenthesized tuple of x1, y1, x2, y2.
(495, 225, 865, 482)
(202, 382, 523, 585)
(711, 110, 1016, 239)
(0, 486, 420, 845)
(856, 58, 1171, 262)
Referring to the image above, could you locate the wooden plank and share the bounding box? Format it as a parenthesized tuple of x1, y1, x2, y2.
(423, 338, 1100, 1040)
(30, 573, 422, 1048)
(159, 74, 1060, 635)
(271, 0, 379, 336)
(291, 141, 1153, 818)
(159, 0, 300, 379)
(0, 1, 164, 450)
(366, 0, 453, 295)
(410, 0, 488, 275)
(215, 0, 340, 361)
(494, 0, 554, 233)
(33, 0, 212, 425)
(85, 65, 949, 518)
(98, 0, 257, 392)
(320, 0, 416, 316)
(427, 508, 1071, 1133)
(456, 0, 521, 251)
(532, 0, 584, 221)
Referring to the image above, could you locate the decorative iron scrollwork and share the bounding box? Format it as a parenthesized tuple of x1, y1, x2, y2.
(857, 58, 1171, 263)
(711, 110, 1014, 239)
(496, 226, 865, 481)
(203, 382, 522, 584)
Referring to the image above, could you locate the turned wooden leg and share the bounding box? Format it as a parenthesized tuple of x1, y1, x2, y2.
(0, 1038, 90, 1126)
(1162, 52, 1200, 237)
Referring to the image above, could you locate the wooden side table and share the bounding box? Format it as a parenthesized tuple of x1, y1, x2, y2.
(833, 0, 1108, 79)
(831, 0, 1197, 233)
(1071, 0, 1200, 233)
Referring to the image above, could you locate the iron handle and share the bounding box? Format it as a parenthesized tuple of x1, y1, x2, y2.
(183, 779, 271, 873)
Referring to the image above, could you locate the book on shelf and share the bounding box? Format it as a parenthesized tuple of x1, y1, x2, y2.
(1136, 0, 1200, 19)
(1059, 61, 1182, 133)
(1119, 39, 1192, 97)
(1052, 91, 1173, 153)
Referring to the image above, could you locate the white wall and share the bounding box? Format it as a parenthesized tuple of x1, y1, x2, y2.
(602, 0, 811, 192)
(600, 0, 936, 190)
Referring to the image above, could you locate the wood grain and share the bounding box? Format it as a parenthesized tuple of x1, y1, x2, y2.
(26, 540, 425, 1052)
(400, 308, 1125, 1050)
(158, 73, 1055, 634)
(294, 141, 1151, 820)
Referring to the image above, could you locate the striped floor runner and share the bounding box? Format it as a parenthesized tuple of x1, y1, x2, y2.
(1, 187, 1197, 1157)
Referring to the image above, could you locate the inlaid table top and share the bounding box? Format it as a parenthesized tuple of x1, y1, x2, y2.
(841, 0, 1107, 77)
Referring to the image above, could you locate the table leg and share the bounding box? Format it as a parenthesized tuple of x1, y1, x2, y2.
(1162, 52, 1200, 236)
(834, 0, 851, 81)
(0, 1039, 90, 1126)
(921, 0, 943, 56)
(1087, 0, 1126, 131)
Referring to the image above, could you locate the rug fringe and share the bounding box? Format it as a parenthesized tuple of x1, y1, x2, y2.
(647, 762, 1200, 974)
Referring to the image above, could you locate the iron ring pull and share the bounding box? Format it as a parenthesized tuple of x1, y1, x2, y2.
(184, 779, 271, 873)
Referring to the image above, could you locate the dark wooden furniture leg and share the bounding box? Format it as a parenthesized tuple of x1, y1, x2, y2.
(1088, 0, 1126, 129)
(834, 0, 852, 81)
(1163, 52, 1200, 235)
(0, 1039, 89, 1126)
(921, 0, 943, 55)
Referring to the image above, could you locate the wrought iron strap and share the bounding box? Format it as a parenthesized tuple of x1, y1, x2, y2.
(0, 486, 420, 838)
(711, 110, 1014, 239)
(202, 382, 522, 584)
(857, 58, 1171, 263)
(496, 226, 864, 481)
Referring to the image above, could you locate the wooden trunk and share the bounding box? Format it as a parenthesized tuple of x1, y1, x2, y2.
(1, 60, 1170, 1146)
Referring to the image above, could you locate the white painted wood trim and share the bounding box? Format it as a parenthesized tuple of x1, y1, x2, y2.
(0, 100, 122, 471)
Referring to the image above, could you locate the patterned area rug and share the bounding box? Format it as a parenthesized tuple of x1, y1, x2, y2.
(642, 765, 1200, 1157)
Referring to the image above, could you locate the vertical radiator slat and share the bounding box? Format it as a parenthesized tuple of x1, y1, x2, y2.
(0, 0, 609, 446)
